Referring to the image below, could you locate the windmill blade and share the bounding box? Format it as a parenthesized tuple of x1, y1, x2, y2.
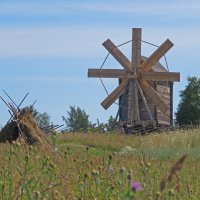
(127, 28, 142, 123)
(140, 80, 169, 113)
(141, 39, 174, 72)
(88, 68, 127, 78)
(141, 72, 180, 82)
(101, 79, 128, 110)
(102, 39, 133, 73)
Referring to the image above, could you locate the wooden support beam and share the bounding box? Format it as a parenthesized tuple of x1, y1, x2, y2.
(88, 68, 127, 78)
(101, 79, 128, 110)
(140, 72, 180, 82)
(141, 39, 174, 72)
(140, 80, 169, 113)
(102, 39, 133, 73)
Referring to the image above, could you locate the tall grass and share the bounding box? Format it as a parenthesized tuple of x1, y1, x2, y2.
(0, 128, 200, 199)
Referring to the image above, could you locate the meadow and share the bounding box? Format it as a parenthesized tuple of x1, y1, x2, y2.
(0, 128, 200, 199)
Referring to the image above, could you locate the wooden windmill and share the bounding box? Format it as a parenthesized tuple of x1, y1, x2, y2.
(88, 28, 180, 128)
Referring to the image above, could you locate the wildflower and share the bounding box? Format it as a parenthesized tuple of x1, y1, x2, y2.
(131, 181, 143, 191)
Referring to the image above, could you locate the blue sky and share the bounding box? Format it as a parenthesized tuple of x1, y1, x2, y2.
(0, 0, 199, 126)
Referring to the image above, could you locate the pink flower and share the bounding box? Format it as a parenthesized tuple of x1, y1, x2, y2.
(131, 182, 143, 191)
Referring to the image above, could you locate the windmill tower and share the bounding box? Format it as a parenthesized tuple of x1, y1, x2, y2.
(88, 28, 180, 129)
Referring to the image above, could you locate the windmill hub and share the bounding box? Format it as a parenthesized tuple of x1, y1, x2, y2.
(88, 28, 180, 129)
(127, 74, 137, 79)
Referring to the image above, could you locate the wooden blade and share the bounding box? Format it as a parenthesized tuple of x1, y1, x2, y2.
(88, 68, 126, 78)
(140, 80, 169, 113)
(141, 39, 174, 72)
(141, 72, 180, 82)
(103, 39, 133, 73)
(132, 28, 142, 72)
(101, 79, 128, 110)
(127, 28, 141, 123)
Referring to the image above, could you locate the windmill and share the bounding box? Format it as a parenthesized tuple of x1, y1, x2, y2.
(88, 28, 180, 129)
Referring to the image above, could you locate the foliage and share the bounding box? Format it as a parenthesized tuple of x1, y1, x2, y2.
(176, 76, 200, 125)
(24, 106, 51, 128)
(0, 144, 62, 199)
(33, 107, 51, 128)
(62, 106, 92, 132)
(105, 115, 117, 131)
(35, 112, 51, 128)
(89, 116, 116, 133)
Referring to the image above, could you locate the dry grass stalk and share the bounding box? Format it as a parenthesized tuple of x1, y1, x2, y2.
(160, 154, 187, 192)
(0, 111, 54, 152)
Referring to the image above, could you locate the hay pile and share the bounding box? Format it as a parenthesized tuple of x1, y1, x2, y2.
(0, 110, 54, 151)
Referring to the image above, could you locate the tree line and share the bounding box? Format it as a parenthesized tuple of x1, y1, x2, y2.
(33, 105, 116, 132)
(34, 76, 200, 131)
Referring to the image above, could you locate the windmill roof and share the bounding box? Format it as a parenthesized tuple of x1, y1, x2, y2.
(141, 56, 168, 72)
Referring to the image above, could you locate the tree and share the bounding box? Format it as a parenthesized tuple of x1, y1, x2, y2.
(176, 76, 200, 125)
(62, 106, 92, 132)
(105, 115, 117, 131)
(25, 106, 51, 128)
(35, 112, 51, 128)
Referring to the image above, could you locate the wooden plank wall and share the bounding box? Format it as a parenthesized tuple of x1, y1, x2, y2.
(156, 82, 171, 125)
(119, 79, 172, 126)
(119, 80, 129, 122)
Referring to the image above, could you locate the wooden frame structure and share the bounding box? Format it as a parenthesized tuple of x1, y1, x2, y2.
(88, 28, 180, 127)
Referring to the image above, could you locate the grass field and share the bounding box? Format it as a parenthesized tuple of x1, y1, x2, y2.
(0, 128, 200, 199)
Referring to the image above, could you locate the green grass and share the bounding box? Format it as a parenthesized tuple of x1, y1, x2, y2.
(1, 128, 200, 199)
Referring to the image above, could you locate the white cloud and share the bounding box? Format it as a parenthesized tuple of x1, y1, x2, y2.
(77, 1, 200, 18)
(0, 75, 88, 83)
(0, 26, 132, 58)
(0, 27, 97, 57)
(0, 1, 200, 19)
(0, 25, 199, 59)
(0, 2, 75, 16)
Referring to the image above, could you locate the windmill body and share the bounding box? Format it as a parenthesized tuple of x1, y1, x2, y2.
(88, 28, 180, 129)
(119, 60, 173, 126)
